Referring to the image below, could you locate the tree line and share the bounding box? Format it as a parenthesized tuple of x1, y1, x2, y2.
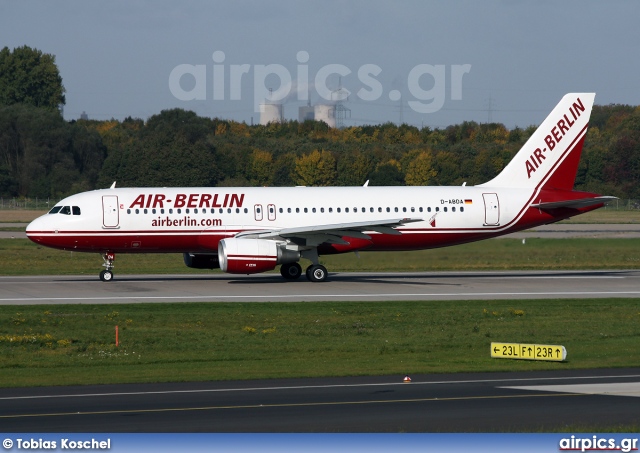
(1, 102, 640, 199)
(1, 46, 639, 199)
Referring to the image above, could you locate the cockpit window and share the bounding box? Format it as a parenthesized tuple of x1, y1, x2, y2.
(48, 206, 62, 214)
(72, 206, 81, 215)
(59, 206, 71, 215)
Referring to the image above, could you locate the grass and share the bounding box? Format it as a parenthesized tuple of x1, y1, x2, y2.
(0, 210, 46, 223)
(560, 208, 640, 224)
(1, 238, 639, 276)
(0, 299, 638, 388)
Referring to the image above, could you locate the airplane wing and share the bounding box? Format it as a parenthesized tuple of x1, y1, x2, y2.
(531, 196, 617, 210)
(235, 218, 422, 246)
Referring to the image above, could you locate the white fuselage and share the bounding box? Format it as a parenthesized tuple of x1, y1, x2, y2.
(27, 185, 549, 254)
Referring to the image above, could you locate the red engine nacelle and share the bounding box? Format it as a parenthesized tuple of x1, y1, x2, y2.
(218, 238, 300, 274)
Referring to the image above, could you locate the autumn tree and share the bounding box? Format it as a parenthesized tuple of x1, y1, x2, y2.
(336, 150, 374, 185)
(98, 109, 216, 187)
(405, 151, 437, 186)
(248, 148, 273, 186)
(294, 149, 337, 186)
(369, 160, 405, 186)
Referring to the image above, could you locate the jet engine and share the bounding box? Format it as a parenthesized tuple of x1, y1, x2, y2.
(183, 253, 220, 269)
(218, 238, 300, 274)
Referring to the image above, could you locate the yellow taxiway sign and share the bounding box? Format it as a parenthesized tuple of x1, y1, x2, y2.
(491, 342, 567, 361)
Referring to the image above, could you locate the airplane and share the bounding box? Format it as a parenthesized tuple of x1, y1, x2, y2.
(26, 93, 614, 282)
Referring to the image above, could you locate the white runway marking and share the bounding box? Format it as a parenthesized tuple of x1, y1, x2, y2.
(2, 374, 640, 401)
(502, 382, 640, 398)
(1, 291, 640, 303)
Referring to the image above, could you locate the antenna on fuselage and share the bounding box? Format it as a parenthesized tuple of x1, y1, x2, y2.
(110, 182, 116, 189)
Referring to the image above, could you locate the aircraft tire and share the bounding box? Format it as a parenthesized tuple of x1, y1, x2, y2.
(99, 270, 114, 282)
(280, 262, 302, 280)
(306, 264, 328, 282)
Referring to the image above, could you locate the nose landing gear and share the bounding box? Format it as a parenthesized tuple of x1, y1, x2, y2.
(100, 252, 115, 282)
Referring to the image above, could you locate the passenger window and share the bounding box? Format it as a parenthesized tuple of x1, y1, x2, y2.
(177, 209, 182, 214)
(135, 209, 139, 214)
(394, 207, 398, 213)
(386, 207, 390, 212)
(236, 208, 240, 213)
(296, 208, 300, 213)
(320, 208, 324, 213)
(304, 208, 308, 213)
(279, 208, 283, 213)
(444, 207, 448, 212)
(427, 207, 431, 212)
(337, 208, 341, 213)
(460, 207, 464, 212)
(378, 207, 382, 212)
(144, 209, 148, 214)
(185, 209, 190, 214)
(161, 209, 165, 214)
(419, 207, 423, 213)
(452, 207, 456, 212)
(346, 208, 350, 213)
(169, 209, 173, 214)
(411, 207, 415, 212)
(312, 208, 316, 213)
(329, 208, 333, 213)
(127, 209, 131, 214)
(402, 207, 407, 212)
(288, 208, 291, 213)
(227, 208, 232, 213)
(370, 207, 374, 213)
(244, 208, 248, 214)
(152, 209, 156, 214)
(436, 207, 440, 212)
(72, 206, 81, 215)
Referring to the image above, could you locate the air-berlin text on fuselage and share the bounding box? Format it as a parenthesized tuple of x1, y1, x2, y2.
(525, 97, 585, 179)
(129, 193, 245, 209)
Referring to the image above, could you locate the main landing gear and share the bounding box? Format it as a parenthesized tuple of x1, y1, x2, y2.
(279, 262, 328, 282)
(306, 264, 328, 282)
(100, 252, 115, 282)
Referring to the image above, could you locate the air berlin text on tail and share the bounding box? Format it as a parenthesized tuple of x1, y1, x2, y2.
(525, 97, 585, 179)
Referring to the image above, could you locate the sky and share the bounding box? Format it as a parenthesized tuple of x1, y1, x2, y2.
(1, 0, 639, 129)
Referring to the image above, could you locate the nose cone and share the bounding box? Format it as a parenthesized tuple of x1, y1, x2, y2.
(26, 214, 53, 245)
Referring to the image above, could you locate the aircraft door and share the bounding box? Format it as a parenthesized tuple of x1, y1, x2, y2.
(267, 204, 276, 221)
(102, 195, 120, 228)
(482, 193, 500, 226)
(254, 204, 263, 221)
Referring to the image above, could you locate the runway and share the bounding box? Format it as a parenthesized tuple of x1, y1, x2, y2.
(1, 269, 640, 304)
(1, 369, 638, 432)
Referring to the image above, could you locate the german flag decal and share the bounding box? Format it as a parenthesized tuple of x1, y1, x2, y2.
(464, 199, 473, 204)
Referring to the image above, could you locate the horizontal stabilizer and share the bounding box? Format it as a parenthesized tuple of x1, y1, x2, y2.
(531, 196, 617, 210)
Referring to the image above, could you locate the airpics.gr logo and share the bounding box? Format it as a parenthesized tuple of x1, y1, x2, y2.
(169, 50, 471, 115)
